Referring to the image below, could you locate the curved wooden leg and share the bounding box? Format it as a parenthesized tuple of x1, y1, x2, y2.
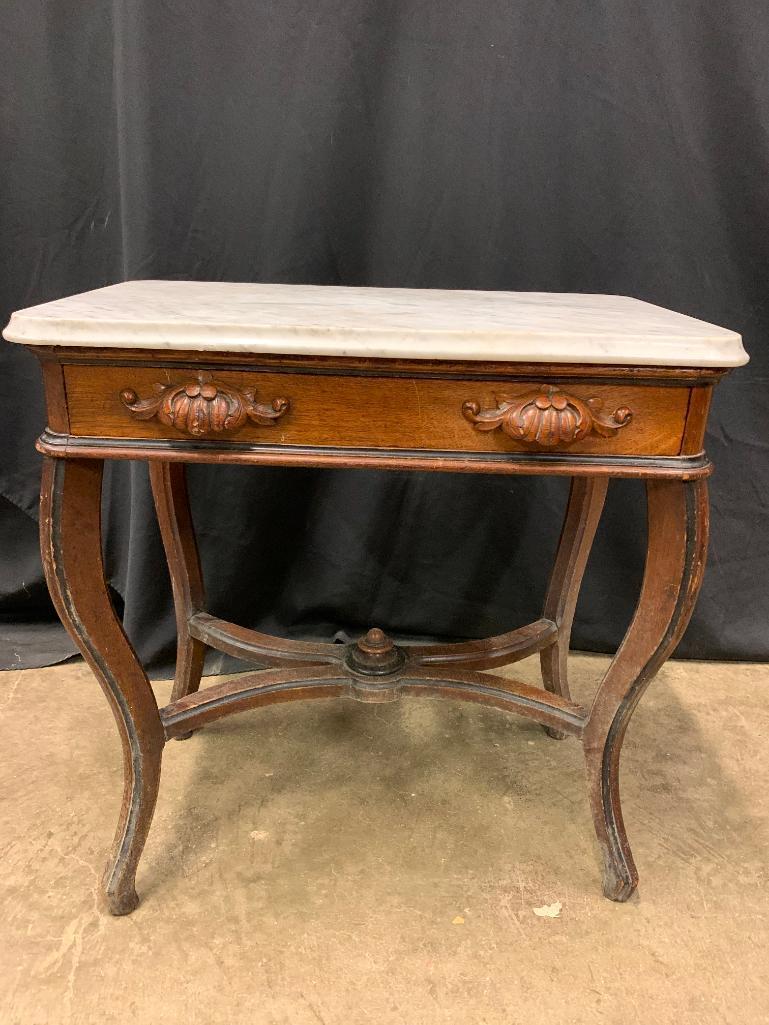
(540, 476, 608, 738)
(583, 478, 708, 901)
(149, 462, 206, 719)
(41, 457, 164, 915)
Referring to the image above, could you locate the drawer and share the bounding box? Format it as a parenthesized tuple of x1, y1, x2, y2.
(62, 364, 692, 457)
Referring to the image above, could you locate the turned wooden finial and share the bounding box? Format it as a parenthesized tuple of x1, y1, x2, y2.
(345, 626, 405, 677)
(357, 628, 393, 657)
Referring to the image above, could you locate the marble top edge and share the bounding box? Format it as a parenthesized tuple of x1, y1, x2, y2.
(2, 280, 748, 368)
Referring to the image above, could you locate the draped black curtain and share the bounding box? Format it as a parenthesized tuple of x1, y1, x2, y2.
(1, 1, 767, 672)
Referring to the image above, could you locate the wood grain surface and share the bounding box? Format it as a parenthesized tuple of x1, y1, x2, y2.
(63, 363, 692, 457)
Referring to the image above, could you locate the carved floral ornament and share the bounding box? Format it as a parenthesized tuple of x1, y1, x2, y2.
(120, 372, 289, 438)
(462, 385, 633, 448)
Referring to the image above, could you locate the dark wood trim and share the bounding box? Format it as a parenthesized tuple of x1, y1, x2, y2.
(189, 612, 558, 672)
(401, 669, 586, 736)
(36, 430, 713, 479)
(160, 669, 348, 738)
(34, 346, 727, 385)
(149, 463, 207, 708)
(159, 664, 586, 741)
(680, 384, 714, 455)
(540, 477, 608, 738)
(189, 612, 345, 668)
(40, 360, 70, 433)
(407, 618, 558, 670)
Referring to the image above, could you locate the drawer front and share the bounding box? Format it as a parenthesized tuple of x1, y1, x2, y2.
(63, 364, 691, 457)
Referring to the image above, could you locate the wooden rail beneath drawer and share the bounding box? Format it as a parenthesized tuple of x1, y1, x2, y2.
(36, 429, 713, 478)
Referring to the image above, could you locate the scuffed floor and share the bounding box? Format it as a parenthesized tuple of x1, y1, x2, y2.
(1, 654, 768, 1024)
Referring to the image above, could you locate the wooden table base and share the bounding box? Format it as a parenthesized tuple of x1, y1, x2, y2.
(39, 456, 707, 915)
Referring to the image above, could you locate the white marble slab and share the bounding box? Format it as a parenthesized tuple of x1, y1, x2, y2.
(2, 280, 747, 367)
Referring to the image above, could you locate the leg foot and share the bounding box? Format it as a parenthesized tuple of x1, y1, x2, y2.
(544, 724, 567, 740)
(601, 864, 637, 903)
(41, 458, 164, 915)
(104, 886, 141, 917)
(583, 479, 708, 901)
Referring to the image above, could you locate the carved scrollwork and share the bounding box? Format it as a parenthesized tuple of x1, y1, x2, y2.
(120, 371, 289, 438)
(462, 385, 633, 448)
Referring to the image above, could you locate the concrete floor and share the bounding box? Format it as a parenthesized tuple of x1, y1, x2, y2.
(1, 654, 768, 1025)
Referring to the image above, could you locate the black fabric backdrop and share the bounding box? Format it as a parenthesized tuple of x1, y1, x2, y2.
(1, 1, 767, 673)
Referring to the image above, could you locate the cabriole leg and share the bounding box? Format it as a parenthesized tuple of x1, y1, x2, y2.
(583, 478, 708, 901)
(41, 457, 164, 915)
(540, 476, 608, 738)
(149, 462, 206, 712)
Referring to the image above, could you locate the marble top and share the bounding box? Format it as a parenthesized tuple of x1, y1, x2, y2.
(2, 280, 747, 367)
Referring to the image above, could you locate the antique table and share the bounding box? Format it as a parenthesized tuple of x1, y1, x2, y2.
(4, 282, 746, 915)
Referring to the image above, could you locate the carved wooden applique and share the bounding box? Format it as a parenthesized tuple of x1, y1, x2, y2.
(120, 372, 289, 438)
(462, 385, 633, 448)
